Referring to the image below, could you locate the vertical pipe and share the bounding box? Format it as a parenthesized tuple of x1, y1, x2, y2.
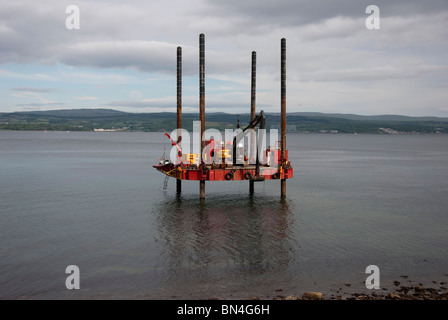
(280, 38, 287, 198)
(199, 34, 206, 199)
(250, 52, 256, 121)
(250, 51, 256, 161)
(176, 46, 182, 194)
(249, 51, 256, 194)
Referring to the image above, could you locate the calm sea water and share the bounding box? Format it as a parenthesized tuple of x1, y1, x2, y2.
(1, 131, 447, 299)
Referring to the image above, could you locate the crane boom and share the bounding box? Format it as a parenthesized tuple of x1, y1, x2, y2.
(165, 133, 182, 154)
(232, 110, 266, 175)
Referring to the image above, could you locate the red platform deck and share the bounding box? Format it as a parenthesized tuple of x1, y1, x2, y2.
(153, 163, 293, 182)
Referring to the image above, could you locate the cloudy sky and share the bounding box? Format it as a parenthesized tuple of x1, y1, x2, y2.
(0, 0, 447, 116)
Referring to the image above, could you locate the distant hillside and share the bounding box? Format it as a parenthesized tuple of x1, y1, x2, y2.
(287, 112, 448, 122)
(1, 108, 447, 134)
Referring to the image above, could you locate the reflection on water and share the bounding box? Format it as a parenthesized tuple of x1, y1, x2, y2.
(153, 194, 296, 298)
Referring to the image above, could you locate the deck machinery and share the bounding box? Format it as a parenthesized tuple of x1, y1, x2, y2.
(153, 34, 293, 198)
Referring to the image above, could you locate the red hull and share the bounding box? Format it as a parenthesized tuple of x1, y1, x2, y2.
(154, 163, 293, 181)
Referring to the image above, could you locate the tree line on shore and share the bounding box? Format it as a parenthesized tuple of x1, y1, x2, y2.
(1, 109, 447, 134)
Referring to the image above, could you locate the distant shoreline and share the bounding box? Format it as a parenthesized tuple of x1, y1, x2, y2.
(2, 109, 448, 134)
(1, 129, 447, 135)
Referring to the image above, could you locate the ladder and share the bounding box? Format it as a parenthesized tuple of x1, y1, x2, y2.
(163, 175, 169, 190)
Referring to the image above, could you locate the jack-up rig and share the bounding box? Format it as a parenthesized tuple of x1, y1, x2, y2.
(153, 34, 293, 198)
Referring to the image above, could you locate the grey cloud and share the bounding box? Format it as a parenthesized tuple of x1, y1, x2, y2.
(61, 41, 185, 74)
(0, 2, 71, 64)
(302, 64, 448, 82)
(15, 102, 65, 107)
(104, 99, 258, 111)
(13, 87, 62, 93)
(205, 0, 448, 27)
(1, 0, 448, 116)
(59, 39, 249, 76)
(2, 0, 447, 76)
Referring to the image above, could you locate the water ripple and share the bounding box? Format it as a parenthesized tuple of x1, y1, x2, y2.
(152, 194, 297, 288)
